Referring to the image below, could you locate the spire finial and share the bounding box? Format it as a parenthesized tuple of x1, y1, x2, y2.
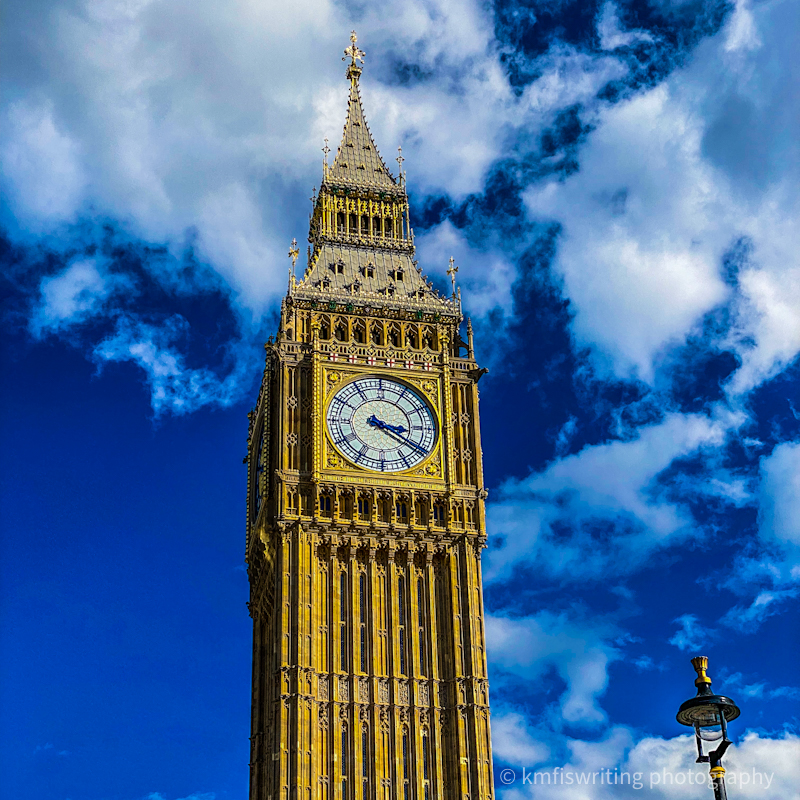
(447, 256, 459, 297)
(288, 237, 299, 291)
(343, 30, 365, 79)
(397, 146, 405, 185)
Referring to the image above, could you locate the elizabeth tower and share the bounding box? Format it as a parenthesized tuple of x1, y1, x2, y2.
(246, 34, 494, 800)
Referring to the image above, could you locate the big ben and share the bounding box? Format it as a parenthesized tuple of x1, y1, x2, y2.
(246, 32, 494, 800)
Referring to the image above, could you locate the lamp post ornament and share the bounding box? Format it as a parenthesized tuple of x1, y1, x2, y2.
(447, 256, 459, 297)
(676, 656, 740, 800)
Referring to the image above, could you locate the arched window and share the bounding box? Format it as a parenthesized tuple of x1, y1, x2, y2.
(335, 323, 347, 342)
(320, 494, 332, 517)
(337, 212, 345, 233)
(395, 501, 408, 524)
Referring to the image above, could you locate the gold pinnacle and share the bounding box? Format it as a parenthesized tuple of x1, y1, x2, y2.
(288, 237, 299, 268)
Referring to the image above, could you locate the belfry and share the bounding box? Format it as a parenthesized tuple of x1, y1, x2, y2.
(246, 32, 494, 800)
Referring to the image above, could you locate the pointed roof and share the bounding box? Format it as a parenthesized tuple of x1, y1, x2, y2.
(325, 40, 399, 191)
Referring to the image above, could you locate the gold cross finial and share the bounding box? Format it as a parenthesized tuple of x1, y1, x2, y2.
(288, 237, 299, 268)
(447, 256, 459, 296)
(343, 31, 365, 68)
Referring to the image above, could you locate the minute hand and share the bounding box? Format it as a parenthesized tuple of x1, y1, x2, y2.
(382, 427, 427, 455)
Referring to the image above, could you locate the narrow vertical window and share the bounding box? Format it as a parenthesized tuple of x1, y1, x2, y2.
(342, 726, 348, 799)
(402, 730, 410, 800)
(398, 575, 406, 676)
(359, 573, 367, 673)
(362, 726, 369, 791)
(340, 572, 348, 671)
(417, 579, 426, 676)
(423, 732, 431, 800)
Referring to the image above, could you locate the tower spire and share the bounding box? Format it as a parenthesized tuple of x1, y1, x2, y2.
(325, 31, 397, 190)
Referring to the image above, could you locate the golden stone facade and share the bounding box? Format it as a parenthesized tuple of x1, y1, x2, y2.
(246, 34, 494, 800)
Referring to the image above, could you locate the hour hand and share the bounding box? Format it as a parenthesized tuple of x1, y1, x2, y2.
(367, 415, 406, 434)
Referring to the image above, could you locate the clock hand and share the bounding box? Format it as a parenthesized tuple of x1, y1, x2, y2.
(367, 415, 407, 434)
(367, 415, 426, 455)
(380, 426, 428, 455)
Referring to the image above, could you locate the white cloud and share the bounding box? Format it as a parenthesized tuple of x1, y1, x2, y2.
(416, 220, 515, 319)
(524, 0, 800, 391)
(668, 614, 715, 652)
(716, 439, 800, 631)
(492, 711, 552, 767)
(1, 100, 86, 224)
(487, 611, 621, 726)
(721, 587, 799, 633)
(485, 412, 729, 584)
(92, 314, 258, 416)
(31, 257, 135, 337)
(597, 2, 654, 51)
(498, 730, 799, 799)
(758, 440, 800, 555)
(720, 670, 800, 700)
(2, 0, 630, 320)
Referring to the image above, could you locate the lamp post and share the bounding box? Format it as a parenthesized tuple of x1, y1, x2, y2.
(676, 656, 741, 800)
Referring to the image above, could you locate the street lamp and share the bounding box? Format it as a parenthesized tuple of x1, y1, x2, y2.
(676, 656, 741, 800)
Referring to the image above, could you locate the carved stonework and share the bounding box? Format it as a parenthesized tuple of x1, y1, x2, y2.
(419, 681, 429, 706)
(379, 709, 390, 733)
(398, 680, 409, 705)
(318, 675, 329, 701)
(358, 677, 369, 702)
(378, 679, 390, 704)
(338, 677, 350, 702)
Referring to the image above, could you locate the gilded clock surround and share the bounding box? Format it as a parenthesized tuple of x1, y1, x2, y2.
(324, 374, 441, 475)
(246, 32, 494, 800)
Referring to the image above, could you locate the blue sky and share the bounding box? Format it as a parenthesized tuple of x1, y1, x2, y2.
(1, 0, 799, 798)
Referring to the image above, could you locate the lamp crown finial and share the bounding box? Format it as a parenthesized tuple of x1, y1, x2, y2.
(691, 655, 712, 687)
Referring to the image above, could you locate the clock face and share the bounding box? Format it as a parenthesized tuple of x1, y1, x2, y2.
(326, 377, 437, 472)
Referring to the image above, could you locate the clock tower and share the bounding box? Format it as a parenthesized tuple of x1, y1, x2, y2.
(246, 33, 494, 800)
